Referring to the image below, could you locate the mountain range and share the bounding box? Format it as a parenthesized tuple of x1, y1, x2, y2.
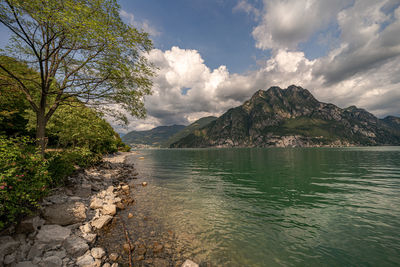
(171, 85, 400, 148)
(122, 116, 217, 147)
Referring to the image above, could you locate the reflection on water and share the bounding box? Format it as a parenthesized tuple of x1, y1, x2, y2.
(121, 147, 400, 266)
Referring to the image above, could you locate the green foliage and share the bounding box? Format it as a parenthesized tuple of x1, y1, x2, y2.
(0, 136, 50, 230)
(0, 0, 154, 125)
(0, 56, 35, 136)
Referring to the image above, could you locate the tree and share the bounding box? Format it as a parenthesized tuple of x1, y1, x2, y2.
(0, 0, 154, 154)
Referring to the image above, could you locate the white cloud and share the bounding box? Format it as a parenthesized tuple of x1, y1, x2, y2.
(233, 0, 261, 19)
(120, 10, 160, 37)
(110, 0, 400, 133)
(252, 0, 348, 50)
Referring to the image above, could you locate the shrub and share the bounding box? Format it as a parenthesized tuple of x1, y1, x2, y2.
(0, 136, 50, 230)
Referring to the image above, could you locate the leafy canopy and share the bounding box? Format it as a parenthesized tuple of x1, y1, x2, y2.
(0, 0, 154, 123)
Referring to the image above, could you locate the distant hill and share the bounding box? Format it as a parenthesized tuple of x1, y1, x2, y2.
(122, 125, 185, 147)
(382, 116, 400, 131)
(162, 116, 217, 147)
(171, 85, 400, 148)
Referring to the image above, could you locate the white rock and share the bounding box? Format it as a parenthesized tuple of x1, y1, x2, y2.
(36, 225, 71, 247)
(91, 247, 105, 259)
(63, 236, 89, 257)
(108, 253, 119, 261)
(91, 215, 113, 229)
(182, 259, 199, 267)
(121, 185, 129, 191)
(80, 223, 93, 234)
(102, 204, 116, 216)
(106, 186, 114, 194)
(82, 233, 97, 243)
(90, 198, 103, 209)
(76, 253, 95, 267)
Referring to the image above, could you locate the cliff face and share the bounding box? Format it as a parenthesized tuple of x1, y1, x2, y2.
(171, 85, 400, 148)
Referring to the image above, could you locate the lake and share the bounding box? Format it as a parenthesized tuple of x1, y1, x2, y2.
(107, 147, 400, 266)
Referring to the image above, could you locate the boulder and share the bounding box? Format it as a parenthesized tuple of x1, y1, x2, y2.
(4, 252, 16, 265)
(182, 259, 199, 267)
(42, 202, 86, 226)
(91, 247, 105, 259)
(91, 215, 113, 229)
(63, 236, 89, 257)
(80, 223, 93, 234)
(0, 236, 20, 261)
(36, 225, 71, 248)
(40, 255, 62, 267)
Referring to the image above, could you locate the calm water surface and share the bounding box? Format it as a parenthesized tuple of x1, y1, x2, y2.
(124, 147, 400, 266)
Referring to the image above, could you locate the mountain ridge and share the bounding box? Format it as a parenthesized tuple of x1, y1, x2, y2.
(171, 85, 400, 148)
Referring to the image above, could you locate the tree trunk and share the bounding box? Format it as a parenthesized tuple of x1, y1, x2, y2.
(36, 109, 47, 156)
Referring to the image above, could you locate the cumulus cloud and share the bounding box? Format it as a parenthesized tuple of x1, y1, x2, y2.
(111, 0, 400, 132)
(252, 0, 348, 50)
(120, 10, 160, 36)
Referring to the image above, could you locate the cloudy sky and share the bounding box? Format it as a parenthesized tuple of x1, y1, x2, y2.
(1, 0, 400, 132)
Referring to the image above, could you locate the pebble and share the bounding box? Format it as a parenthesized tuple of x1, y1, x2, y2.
(128, 213, 134, 219)
(142, 182, 148, 187)
(122, 243, 131, 253)
(108, 253, 119, 261)
(91, 247, 106, 259)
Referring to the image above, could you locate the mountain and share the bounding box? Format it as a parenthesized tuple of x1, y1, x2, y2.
(171, 85, 400, 148)
(122, 125, 185, 147)
(382, 116, 400, 131)
(162, 116, 217, 147)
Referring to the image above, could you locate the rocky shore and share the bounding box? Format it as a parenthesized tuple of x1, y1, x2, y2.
(0, 152, 198, 267)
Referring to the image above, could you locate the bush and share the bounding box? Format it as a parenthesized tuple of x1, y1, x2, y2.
(0, 136, 50, 230)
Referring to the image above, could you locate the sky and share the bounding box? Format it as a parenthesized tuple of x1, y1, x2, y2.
(1, 0, 400, 132)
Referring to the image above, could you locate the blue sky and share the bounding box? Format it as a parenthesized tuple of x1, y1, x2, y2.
(1, 0, 400, 132)
(118, 0, 268, 74)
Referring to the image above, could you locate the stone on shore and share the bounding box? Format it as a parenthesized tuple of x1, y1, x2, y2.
(102, 204, 116, 216)
(64, 236, 89, 257)
(0, 236, 20, 262)
(90, 198, 103, 209)
(17, 216, 44, 234)
(76, 252, 95, 267)
(43, 202, 86, 226)
(108, 253, 119, 261)
(40, 255, 62, 267)
(91, 247, 105, 259)
(35, 225, 71, 247)
(91, 215, 113, 229)
(15, 261, 38, 267)
(182, 259, 199, 267)
(141, 182, 147, 187)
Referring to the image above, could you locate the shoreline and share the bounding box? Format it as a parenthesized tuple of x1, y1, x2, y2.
(0, 152, 136, 266)
(0, 152, 198, 267)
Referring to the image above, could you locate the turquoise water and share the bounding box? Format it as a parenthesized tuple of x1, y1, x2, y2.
(126, 147, 400, 266)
